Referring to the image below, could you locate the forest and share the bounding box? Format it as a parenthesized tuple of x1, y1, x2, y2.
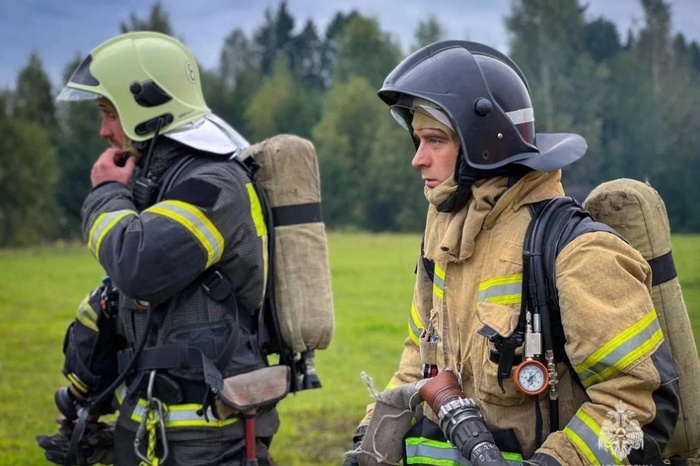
(1, 0, 699, 246)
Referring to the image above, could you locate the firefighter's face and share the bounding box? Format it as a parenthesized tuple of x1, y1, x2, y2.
(411, 127, 458, 188)
(97, 100, 125, 149)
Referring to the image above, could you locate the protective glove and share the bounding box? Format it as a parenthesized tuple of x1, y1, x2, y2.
(36, 417, 114, 465)
(342, 425, 367, 466)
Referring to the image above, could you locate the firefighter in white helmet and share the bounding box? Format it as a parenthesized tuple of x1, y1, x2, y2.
(37, 32, 278, 466)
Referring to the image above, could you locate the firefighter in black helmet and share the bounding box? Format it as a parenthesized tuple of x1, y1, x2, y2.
(344, 41, 679, 466)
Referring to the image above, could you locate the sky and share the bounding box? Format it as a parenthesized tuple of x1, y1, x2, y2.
(1, 0, 699, 91)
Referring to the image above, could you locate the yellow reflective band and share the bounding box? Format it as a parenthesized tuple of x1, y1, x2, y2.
(405, 436, 523, 465)
(131, 401, 240, 428)
(575, 310, 663, 387)
(246, 183, 268, 307)
(88, 210, 137, 257)
(478, 273, 522, 291)
(146, 200, 224, 268)
(66, 374, 89, 394)
(115, 384, 239, 428)
(564, 410, 623, 465)
(409, 301, 423, 345)
(76, 295, 98, 331)
(433, 265, 445, 300)
(502, 452, 524, 462)
(478, 274, 522, 305)
(245, 183, 267, 238)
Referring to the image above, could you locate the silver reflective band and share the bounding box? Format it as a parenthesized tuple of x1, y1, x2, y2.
(56, 87, 100, 102)
(505, 108, 534, 125)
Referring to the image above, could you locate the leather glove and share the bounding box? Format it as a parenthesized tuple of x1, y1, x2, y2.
(36, 417, 114, 465)
(342, 425, 367, 466)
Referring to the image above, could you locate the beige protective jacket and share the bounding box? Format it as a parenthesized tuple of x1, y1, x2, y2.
(364, 170, 679, 465)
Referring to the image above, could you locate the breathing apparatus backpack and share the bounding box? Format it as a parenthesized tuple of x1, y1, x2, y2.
(162, 133, 336, 393)
(524, 178, 700, 461)
(239, 133, 336, 391)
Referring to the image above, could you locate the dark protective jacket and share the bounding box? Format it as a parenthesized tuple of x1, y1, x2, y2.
(81, 141, 278, 442)
(361, 170, 680, 465)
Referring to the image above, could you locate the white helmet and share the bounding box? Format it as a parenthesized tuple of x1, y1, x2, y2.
(58, 31, 248, 154)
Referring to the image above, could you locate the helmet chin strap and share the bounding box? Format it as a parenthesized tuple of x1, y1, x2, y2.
(437, 159, 475, 213)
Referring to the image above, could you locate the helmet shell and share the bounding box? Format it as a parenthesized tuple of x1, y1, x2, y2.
(58, 31, 209, 143)
(379, 40, 539, 170)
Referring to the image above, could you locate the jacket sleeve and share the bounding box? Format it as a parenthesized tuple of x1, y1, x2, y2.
(81, 166, 254, 304)
(533, 231, 680, 465)
(358, 251, 434, 427)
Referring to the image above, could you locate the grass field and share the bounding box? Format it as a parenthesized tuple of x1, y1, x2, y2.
(1, 232, 698, 465)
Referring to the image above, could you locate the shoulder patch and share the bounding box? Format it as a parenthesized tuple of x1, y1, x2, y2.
(162, 178, 221, 209)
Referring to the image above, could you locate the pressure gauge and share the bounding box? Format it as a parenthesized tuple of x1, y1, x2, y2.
(513, 359, 549, 396)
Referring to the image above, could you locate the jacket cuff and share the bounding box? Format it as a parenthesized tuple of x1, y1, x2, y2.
(524, 452, 562, 466)
(91, 180, 124, 192)
(352, 425, 368, 444)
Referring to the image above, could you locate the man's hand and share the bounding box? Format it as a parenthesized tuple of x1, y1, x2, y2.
(36, 418, 115, 465)
(90, 148, 137, 187)
(342, 425, 367, 466)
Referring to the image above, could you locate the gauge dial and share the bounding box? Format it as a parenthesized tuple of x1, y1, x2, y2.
(513, 359, 549, 395)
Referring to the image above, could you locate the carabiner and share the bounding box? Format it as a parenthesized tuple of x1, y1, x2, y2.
(134, 402, 152, 464)
(153, 397, 169, 463)
(146, 369, 157, 402)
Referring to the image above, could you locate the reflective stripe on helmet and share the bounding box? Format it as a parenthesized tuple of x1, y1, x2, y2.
(505, 108, 535, 126)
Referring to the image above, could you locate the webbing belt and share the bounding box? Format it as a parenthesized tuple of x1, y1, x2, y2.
(117, 343, 216, 372)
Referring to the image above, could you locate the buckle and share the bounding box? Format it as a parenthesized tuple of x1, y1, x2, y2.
(201, 270, 230, 302)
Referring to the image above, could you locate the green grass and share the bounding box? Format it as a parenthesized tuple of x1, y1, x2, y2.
(1, 233, 698, 465)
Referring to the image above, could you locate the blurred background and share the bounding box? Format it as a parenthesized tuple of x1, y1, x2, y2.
(1, 0, 699, 247)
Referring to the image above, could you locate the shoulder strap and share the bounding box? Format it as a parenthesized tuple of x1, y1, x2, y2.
(156, 153, 210, 202)
(524, 196, 622, 401)
(524, 198, 585, 363)
(420, 236, 435, 282)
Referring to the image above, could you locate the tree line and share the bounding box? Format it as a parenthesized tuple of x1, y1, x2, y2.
(1, 0, 699, 247)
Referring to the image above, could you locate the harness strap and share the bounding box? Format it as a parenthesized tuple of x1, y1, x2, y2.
(649, 251, 677, 286)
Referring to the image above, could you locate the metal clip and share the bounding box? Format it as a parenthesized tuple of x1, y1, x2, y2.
(133, 370, 169, 465)
(152, 397, 169, 463)
(134, 401, 152, 464)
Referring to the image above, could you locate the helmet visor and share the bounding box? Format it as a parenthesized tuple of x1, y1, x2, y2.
(389, 96, 454, 132)
(56, 87, 100, 102)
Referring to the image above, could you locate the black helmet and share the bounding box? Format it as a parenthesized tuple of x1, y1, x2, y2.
(378, 40, 586, 173)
